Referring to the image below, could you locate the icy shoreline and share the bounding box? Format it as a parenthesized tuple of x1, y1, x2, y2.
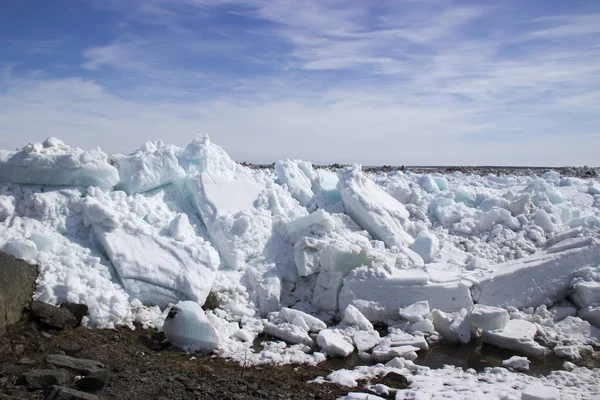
(1, 135, 600, 399)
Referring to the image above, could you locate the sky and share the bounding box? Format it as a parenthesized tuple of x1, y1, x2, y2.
(0, 0, 599, 166)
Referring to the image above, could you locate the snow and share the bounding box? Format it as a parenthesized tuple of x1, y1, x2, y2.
(0, 137, 119, 188)
(162, 301, 221, 352)
(2, 135, 600, 398)
(502, 355, 530, 372)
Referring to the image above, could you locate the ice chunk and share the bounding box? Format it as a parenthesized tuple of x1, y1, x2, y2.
(180, 134, 239, 174)
(371, 343, 419, 362)
(115, 141, 185, 194)
(3, 239, 38, 261)
(578, 306, 600, 328)
(399, 301, 430, 323)
(337, 165, 413, 248)
(353, 330, 380, 352)
(449, 308, 471, 344)
(315, 169, 341, 204)
(247, 268, 281, 316)
(339, 393, 386, 400)
(282, 209, 335, 244)
(553, 345, 581, 360)
(162, 301, 221, 352)
(263, 321, 314, 346)
(409, 231, 439, 263)
(340, 278, 473, 321)
(187, 171, 269, 270)
(482, 320, 545, 358)
(588, 181, 600, 196)
(342, 304, 373, 331)
(521, 385, 560, 400)
(0, 195, 15, 222)
(502, 355, 530, 371)
(294, 237, 327, 276)
(275, 159, 316, 207)
(469, 305, 509, 332)
(317, 329, 354, 357)
(93, 226, 219, 308)
(320, 242, 370, 275)
(312, 271, 344, 311)
(410, 319, 435, 334)
(279, 307, 327, 333)
(388, 331, 429, 350)
(508, 194, 532, 216)
(418, 175, 440, 193)
(477, 239, 600, 309)
(533, 209, 555, 233)
(432, 309, 458, 343)
(434, 176, 448, 191)
(169, 214, 191, 242)
(0, 137, 119, 188)
(479, 207, 521, 231)
(570, 281, 600, 308)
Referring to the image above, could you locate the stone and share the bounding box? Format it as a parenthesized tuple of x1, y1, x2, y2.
(59, 304, 88, 325)
(30, 302, 77, 330)
(45, 355, 104, 375)
(0, 251, 37, 335)
(43, 386, 99, 400)
(59, 342, 83, 353)
(15, 369, 70, 390)
(378, 372, 409, 389)
(75, 370, 110, 391)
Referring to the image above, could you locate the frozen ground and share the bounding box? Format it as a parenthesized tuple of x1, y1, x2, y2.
(1, 136, 600, 399)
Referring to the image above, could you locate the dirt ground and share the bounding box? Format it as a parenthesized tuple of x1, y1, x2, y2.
(0, 315, 372, 400)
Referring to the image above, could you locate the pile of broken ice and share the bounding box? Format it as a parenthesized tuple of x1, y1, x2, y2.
(1, 136, 600, 396)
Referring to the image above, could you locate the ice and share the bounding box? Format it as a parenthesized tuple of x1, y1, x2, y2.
(282, 209, 335, 244)
(409, 231, 439, 263)
(340, 278, 473, 321)
(477, 238, 600, 309)
(337, 165, 413, 248)
(469, 305, 509, 332)
(399, 301, 430, 323)
(419, 175, 440, 193)
(162, 301, 221, 352)
(502, 355, 530, 371)
(279, 307, 327, 332)
(320, 241, 370, 275)
(482, 320, 546, 358)
(553, 345, 581, 360)
(315, 169, 342, 204)
(93, 225, 219, 308)
(371, 343, 419, 362)
(342, 304, 374, 331)
(275, 159, 316, 207)
(338, 393, 386, 400)
(353, 331, 381, 352)
(0, 195, 15, 221)
(449, 308, 472, 344)
(479, 208, 521, 231)
(294, 237, 327, 276)
(312, 270, 344, 311)
(570, 281, 600, 308)
(115, 141, 185, 194)
(263, 321, 314, 346)
(317, 329, 354, 357)
(169, 213, 191, 242)
(386, 331, 429, 350)
(2, 238, 38, 262)
(0, 137, 119, 188)
(410, 318, 435, 333)
(533, 209, 555, 233)
(579, 306, 600, 328)
(521, 386, 560, 400)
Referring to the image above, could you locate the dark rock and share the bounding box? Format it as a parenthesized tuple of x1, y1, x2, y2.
(45, 355, 104, 375)
(59, 304, 88, 325)
(15, 369, 70, 390)
(59, 342, 82, 353)
(17, 357, 36, 365)
(41, 332, 54, 339)
(75, 369, 110, 391)
(378, 372, 409, 389)
(0, 252, 38, 335)
(30, 301, 77, 330)
(43, 386, 99, 400)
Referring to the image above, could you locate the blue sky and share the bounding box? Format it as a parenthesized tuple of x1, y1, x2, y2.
(1, 0, 599, 166)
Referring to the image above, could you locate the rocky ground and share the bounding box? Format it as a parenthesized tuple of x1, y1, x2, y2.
(0, 302, 385, 400)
